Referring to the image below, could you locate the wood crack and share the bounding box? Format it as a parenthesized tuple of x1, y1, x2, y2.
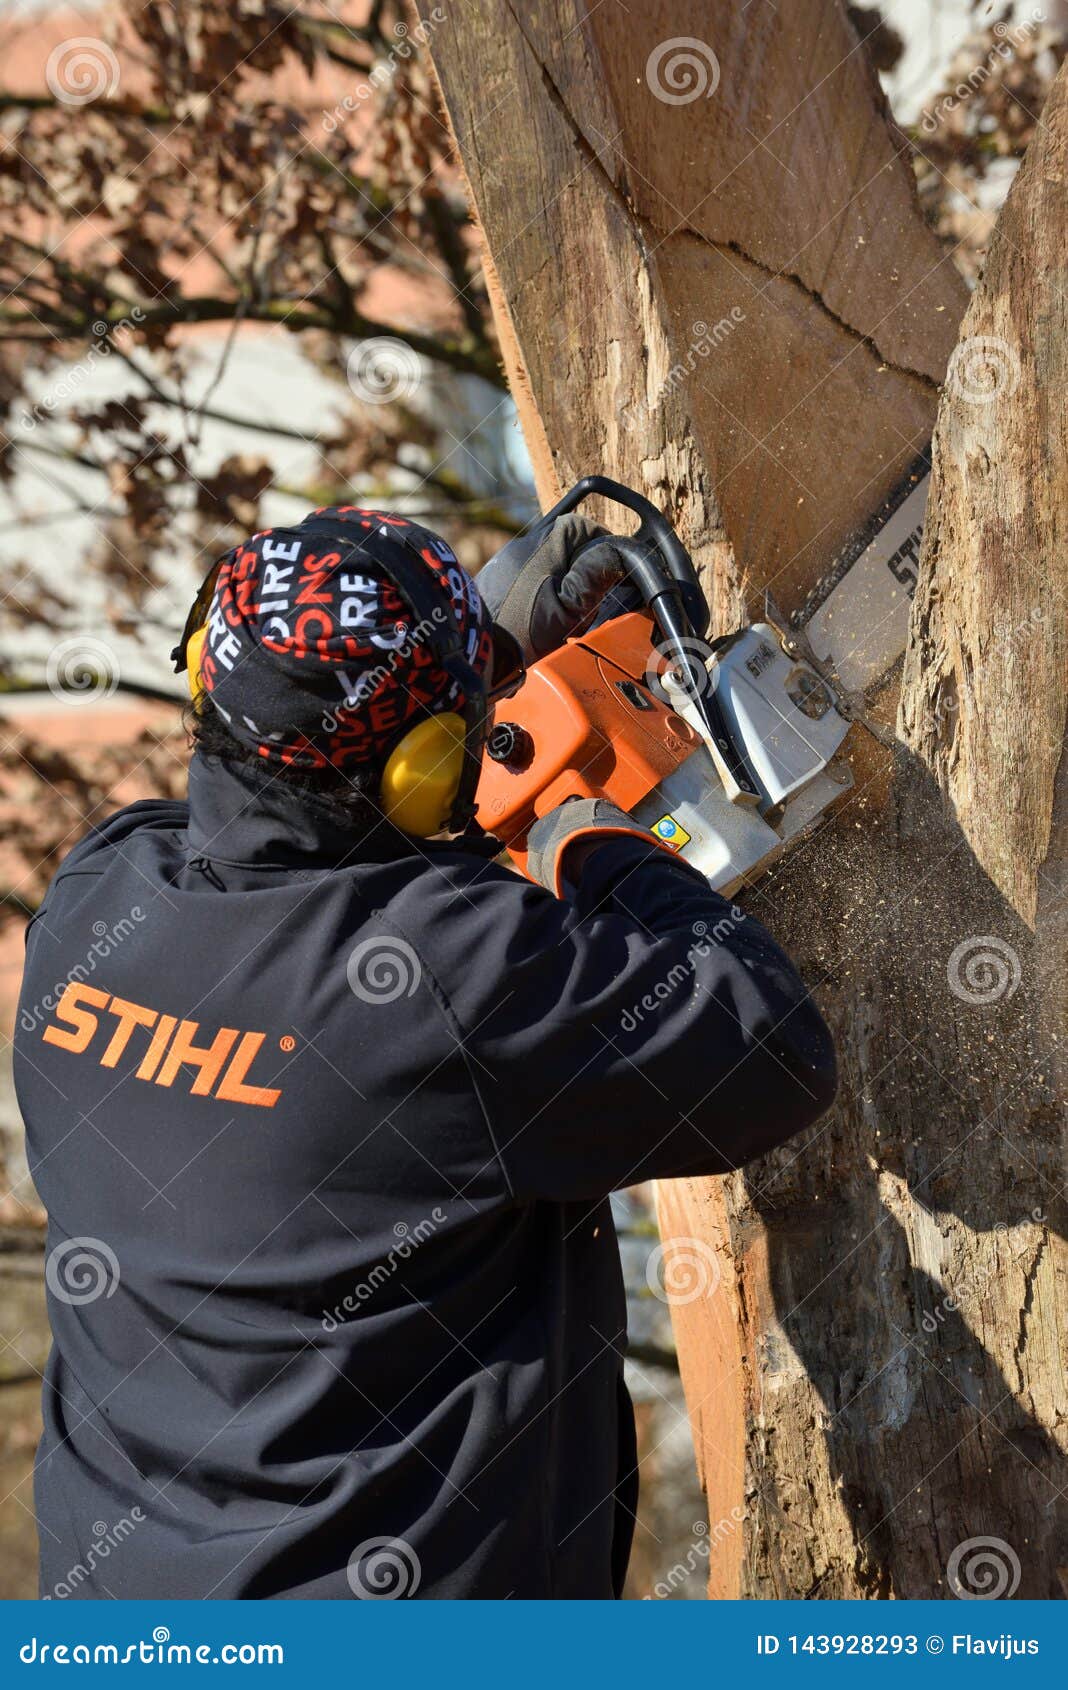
(1014, 1232, 1048, 1381)
(673, 230, 942, 395)
(505, 4, 941, 397)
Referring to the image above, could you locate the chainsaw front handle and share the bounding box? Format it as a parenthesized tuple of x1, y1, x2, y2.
(543, 476, 709, 641)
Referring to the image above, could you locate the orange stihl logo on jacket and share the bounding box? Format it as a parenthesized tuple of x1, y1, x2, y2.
(41, 983, 282, 1109)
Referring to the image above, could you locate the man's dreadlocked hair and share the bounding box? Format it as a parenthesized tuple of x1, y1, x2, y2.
(186, 698, 387, 834)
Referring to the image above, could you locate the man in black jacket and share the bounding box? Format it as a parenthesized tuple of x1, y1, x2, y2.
(15, 504, 835, 1599)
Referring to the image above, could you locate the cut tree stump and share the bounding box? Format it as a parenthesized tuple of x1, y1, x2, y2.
(420, 0, 1067, 1597)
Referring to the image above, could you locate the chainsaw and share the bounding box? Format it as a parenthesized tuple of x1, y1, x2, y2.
(475, 471, 927, 894)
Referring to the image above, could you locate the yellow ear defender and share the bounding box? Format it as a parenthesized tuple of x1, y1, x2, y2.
(379, 712, 468, 837)
(173, 557, 223, 711)
(378, 615, 525, 835)
(184, 623, 209, 708)
(173, 531, 525, 840)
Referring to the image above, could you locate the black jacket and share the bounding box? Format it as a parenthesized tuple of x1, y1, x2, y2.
(15, 752, 835, 1599)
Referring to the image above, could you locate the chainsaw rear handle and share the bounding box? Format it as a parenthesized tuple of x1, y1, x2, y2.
(542, 476, 710, 642)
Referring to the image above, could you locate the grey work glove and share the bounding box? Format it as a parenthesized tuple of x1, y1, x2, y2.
(526, 798, 687, 899)
(477, 514, 628, 663)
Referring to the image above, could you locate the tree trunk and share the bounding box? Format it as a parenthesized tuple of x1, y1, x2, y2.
(419, 0, 1067, 1598)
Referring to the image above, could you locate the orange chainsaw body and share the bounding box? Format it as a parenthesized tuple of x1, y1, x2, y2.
(475, 612, 700, 875)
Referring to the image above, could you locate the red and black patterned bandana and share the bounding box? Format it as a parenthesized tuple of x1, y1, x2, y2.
(200, 506, 493, 772)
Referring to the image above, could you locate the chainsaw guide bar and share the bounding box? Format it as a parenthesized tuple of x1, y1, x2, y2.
(797, 449, 931, 697)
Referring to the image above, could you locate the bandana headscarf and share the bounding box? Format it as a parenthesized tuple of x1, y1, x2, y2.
(200, 506, 492, 772)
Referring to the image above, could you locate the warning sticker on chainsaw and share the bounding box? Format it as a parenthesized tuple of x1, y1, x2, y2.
(652, 815, 691, 850)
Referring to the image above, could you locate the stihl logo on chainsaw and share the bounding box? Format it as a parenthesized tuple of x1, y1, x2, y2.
(744, 640, 777, 679)
(41, 983, 282, 1109)
(885, 522, 923, 595)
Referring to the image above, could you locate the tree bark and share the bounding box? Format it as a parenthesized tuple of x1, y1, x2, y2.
(420, 0, 1067, 1597)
